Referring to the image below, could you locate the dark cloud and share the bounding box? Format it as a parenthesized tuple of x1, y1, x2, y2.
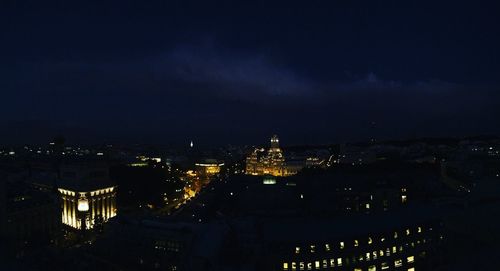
(1, 1, 500, 145)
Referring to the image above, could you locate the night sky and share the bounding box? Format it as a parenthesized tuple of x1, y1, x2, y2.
(2, 1, 500, 146)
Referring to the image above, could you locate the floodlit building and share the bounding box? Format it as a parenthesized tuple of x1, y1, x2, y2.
(57, 163, 117, 230)
(246, 135, 297, 176)
(195, 159, 224, 176)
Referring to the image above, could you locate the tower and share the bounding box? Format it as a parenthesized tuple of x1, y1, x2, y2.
(267, 135, 285, 175)
(270, 135, 280, 149)
(245, 135, 294, 177)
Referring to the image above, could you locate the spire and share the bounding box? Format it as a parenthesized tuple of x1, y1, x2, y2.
(270, 135, 279, 149)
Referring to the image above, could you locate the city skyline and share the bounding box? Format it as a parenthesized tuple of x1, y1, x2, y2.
(2, 2, 500, 270)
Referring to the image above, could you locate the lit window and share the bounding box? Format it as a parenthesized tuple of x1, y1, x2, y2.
(354, 268, 362, 271)
(381, 262, 389, 270)
(292, 262, 297, 270)
(417, 227, 422, 233)
(322, 260, 328, 269)
(366, 203, 370, 209)
(408, 268, 415, 271)
(406, 229, 410, 235)
(283, 263, 289, 270)
(394, 259, 403, 267)
(394, 232, 398, 239)
(299, 262, 305, 270)
(340, 242, 345, 249)
(315, 261, 320, 269)
(407, 256, 414, 263)
(386, 248, 391, 256)
(366, 252, 371, 260)
(354, 240, 359, 247)
(330, 259, 335, 267)
(295, 247, 300, 254)
(337, 258, 342, 266)
(368, 237, 373, 244)
(392, 246, 397, 253)
(372, 251, 378, 260)
(368, 265, 377, 271)
(310, 245, 315, 253)
(307, 262, 312, 270)
(325, 244, 330, 251)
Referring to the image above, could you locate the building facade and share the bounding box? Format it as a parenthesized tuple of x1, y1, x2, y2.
(57, 163, 117, 230)
(246, 135, 297, 177)
(277, 224, 442, 271)
(195, 159, 224, 177)
(258, 207, 445, 271)
(0, 175, 60, 255)
(58, 186, 116, 230)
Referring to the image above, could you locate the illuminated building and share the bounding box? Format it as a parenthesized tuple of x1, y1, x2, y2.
(246, 135, 297, 176)
(57, 163, 117, 230)
(128, 155, 163, 167)
(195, 159, 224, 176)
(305, 157, 323, 167)
(59, 187, 116, 230)
(261, 206, 444, 271)
(263, 176, 277, 185)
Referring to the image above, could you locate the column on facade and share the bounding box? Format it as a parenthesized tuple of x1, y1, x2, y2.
(108, 194, 111, 219)
(91, 197, 95, 225)
(62, 196, 67, 225)
(72, 199, 77, 229)
(101, 195, 106, 221)
(111, 193, 117, 217)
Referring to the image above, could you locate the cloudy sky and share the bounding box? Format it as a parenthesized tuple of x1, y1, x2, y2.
(2, 1, 500, 146)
